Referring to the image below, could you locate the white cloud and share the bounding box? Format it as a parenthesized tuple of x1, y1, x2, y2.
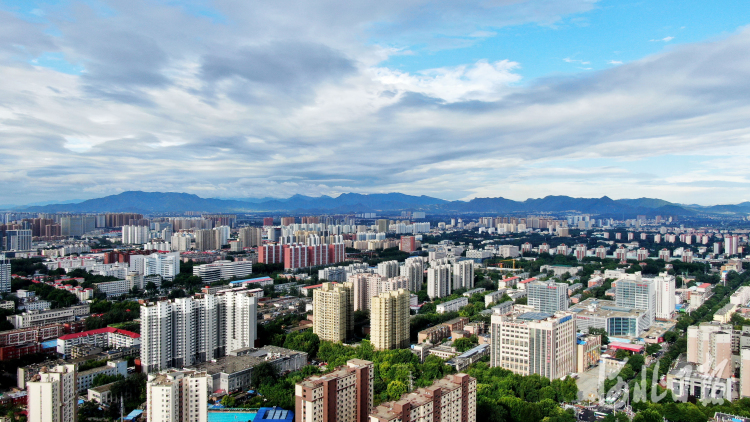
(0, 2, 749, 206)
(650, 36, 675, 42)
(607, 60, 623, 65)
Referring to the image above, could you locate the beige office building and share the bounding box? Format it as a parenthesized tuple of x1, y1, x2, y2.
(313, 282, 354, 343)
(146, 369, 208, 422)
(295, 359, 374, 422)
(369, 373, 476, 422)
(490, 310, 576, 379)
(371, 289, 410, 350)
(27, 364, 77, 422)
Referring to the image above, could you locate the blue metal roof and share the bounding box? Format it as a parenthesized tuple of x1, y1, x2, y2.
(255, 407, 294, 422)
(229, 276, 273, 285)
(124, 409, 144, 421)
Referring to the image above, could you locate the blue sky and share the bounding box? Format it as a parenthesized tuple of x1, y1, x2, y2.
(0, 0, 749, 206)
(381, 0, 750, 81)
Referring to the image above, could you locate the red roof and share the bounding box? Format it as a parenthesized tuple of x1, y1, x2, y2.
(698, 283, 712, 288)
(503, 277, 519, 281)
(520, 278, 537, 284)
(57, 327, 140, 341)
(609, 342, 645, 353)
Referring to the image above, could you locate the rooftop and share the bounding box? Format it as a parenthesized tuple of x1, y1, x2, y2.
(188, 346, 304, 375)
(58, 327, 140, 341)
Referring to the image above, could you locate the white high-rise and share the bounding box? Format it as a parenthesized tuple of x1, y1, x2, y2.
(0, 254, 10, 293)
(140, 289, 259, 373)
(122, 225, 150, 245)
(130, 252, 181, 281)
(427, 264, 452, 299)
(452, 260, 475, 290)
(27, 364, 77, 422)
(654, 272, 676, 320)
(528, 281, 569, 313)
(401, 257, 424, 291)
(170, 233, 193, 251)
(615, 273, 656, 329)
(222, 290, 259, 354)
(147, 369, 208, 422)
(377, 260, 399, 279)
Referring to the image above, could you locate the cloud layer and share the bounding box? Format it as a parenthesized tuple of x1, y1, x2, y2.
(0, 1, 749, 206)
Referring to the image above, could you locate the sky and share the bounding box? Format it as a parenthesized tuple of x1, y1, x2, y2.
(1, 0, 750, 207)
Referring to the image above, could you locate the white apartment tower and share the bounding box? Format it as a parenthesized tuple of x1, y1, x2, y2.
(122, 225, 150, 245)
(0, 254, 10, 293)
(27, 364, 77, 422)
(377, 260, 400, 279)
(427, 264, 452, 299)
(401, 257, 424, 291)
(453, 260, 475, 291)
(490, 310, 576, 380)
(140, 289, 258, 373)
(146, 369, 208, 422)
(654, 272, 676, 320)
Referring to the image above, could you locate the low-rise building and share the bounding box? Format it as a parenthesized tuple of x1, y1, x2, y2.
(77, 360, 128, 393)
(7, 304, 90, 329)
(187, 346, 307, 393)
(436, 297, 468, 314)
(576, 334, 601, 373)
(56, 327, 141, 357)
(88, 382, 116, 405)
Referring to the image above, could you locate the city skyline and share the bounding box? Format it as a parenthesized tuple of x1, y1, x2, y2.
(1, 1, 750, 205)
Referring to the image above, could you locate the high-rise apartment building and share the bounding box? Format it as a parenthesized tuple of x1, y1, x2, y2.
(401, 258, 424, 291)
(258, 244, 284, 264)
(377, 261, 399, 279)
(452, 261, 474, 290)
(122, 225, 150, 245)
(295, 359, 374, 422)
(490, 310, 576, 380)
(239, 227, 263, 248)
(147, 369, 208, 422)
(371, 289, 410, 350)
(427, 265, 452, 299)
(614, 273, 655, 329)
(686, 322, 734, 379)
(654, 272, 676, 320)
(130, 252, 181, 281)
(369, 373, 477, 422)
(527, 281, 568, 313)
(60, 216, 96, 237)
(27, 364, 77, 422)
(725, 235, 739, 256)
(140, 289, 258, 373)
(4, 229, 32, 251)
(313, 282, 354, 343)
(194, 229, 218, 251)
(400, 236, 416, 253)
(0, 255, 9, 293)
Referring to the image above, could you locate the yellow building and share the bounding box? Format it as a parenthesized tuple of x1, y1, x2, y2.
(371, 289, 410, 350)
(313, 282, 353, 343)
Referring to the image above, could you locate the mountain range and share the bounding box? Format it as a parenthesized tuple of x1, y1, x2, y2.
(14, 191, 750, 216)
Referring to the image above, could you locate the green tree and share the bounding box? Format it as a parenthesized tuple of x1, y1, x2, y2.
(251, 362, 278, 387)
(387, 381, 407, 400)
(92, 373, 124, 387)
(220, 395, 236, 408)
(633, 409, 663, 422)
(283, 331, 321, 359)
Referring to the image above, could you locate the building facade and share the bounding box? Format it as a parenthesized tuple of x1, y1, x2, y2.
(295, 359, 374, 422)
(371, 289, 410, 351)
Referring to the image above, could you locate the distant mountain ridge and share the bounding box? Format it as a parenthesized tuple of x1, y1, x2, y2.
(17, 191, 748, 216)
